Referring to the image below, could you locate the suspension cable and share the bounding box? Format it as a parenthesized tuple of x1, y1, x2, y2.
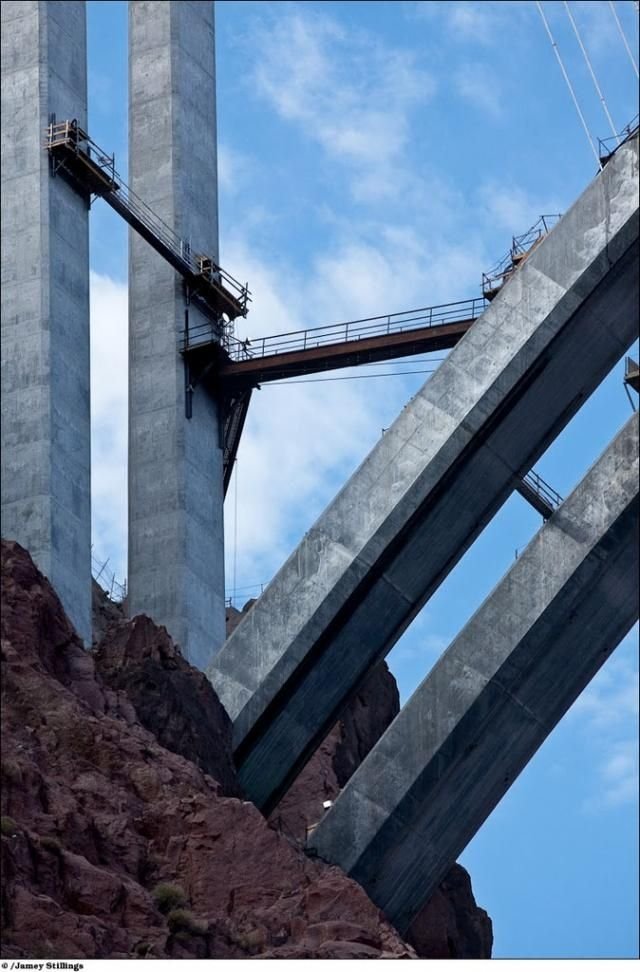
(608, 0, 639, 78)
(535, 1, 602, 168)
(563, 1, 620, 142)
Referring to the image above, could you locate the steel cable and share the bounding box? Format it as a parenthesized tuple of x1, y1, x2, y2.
(535, 0, 602, 168)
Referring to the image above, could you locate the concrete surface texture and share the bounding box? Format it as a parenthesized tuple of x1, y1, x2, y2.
(207, 134, 639, 813)
(128, 0, 226, 669)
(1, 0, 91, 644)
(308, 413, 640, 933)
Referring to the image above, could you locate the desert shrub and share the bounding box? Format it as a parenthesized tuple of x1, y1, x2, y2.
(1, 815, 18, 836)
(234, 928, 267, 952)
(40, 835, 62, 854)
(1, 759, 22, 783)
(166, 908, 206, 936)
(151, 882, 187, 914)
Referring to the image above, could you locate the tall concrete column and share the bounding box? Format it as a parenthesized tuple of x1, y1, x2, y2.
(1, 1, 91, 644)
(128, 0, 226, 669)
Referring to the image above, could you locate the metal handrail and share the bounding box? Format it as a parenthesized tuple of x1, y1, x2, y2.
(46, 120, 250, 313)
(522, 469, 563, 510)
(482, 215, 562, 297)
(183, 297, 487, 359)
(598, 115, 639, 160)
(91, 551, 127, 603)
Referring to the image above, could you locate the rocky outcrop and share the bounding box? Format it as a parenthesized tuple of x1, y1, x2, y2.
(1, 540, 414, 960)
(94, 616, 241, 798)
(91, 578, 124, 647)
(408, 866, 493, 959)
(269, 663, 399, 843)
(266, 636, 493, 958)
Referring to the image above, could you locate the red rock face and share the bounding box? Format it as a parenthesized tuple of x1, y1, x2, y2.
(94, 615, 241, 798)
(266, 645, 493, 958)
(1, 541, 414, 959)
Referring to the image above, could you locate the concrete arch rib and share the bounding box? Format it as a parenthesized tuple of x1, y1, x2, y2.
(207, 134, 639, 815)
(308, 412, 639, 933)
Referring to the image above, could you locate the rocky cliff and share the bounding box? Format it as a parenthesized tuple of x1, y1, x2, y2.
(1, 539, 491, 959)
(265, 637, 493, 959)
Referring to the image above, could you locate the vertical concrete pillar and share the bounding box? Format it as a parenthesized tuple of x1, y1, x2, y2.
(1, 1, 91, 644)
(128, 0, 225, 669)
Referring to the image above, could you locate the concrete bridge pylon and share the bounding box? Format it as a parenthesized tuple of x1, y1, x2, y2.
(1, 0, 91, 644)
(127, 0, 226, 668)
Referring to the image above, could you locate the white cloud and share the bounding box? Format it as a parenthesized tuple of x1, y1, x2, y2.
(250, 7, 436, 201)
(90, 271, 128, 581)
(584, 739, 639, 812)
(570, 646, 639, 730)
(449, 3, 497, 43)
(217, 143, 254, 197)
(563, 630, 640, 813)
(410, 1, 531, 44)
(454, 62, 504, 120)
(222, 234, 438, 592)
(478, 182, 564, 235)
(562, 1, 630, 59)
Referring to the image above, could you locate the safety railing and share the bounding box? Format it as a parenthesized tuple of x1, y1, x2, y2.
(598, 115, 639, 163)
(184, 297, 487, 360)
(521, 469, 563, 512)
(482, 215, 562, 299)
(46, 120, 250, 317)
(92, 551, 127, 603)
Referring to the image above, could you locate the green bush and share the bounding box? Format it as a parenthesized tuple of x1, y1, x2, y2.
(151, 882, 187, 914)
(0, 815, 18, 837)
(166, 908, 206, 936)
(40, 835, 62, 854)
(1, 760, 22, 783)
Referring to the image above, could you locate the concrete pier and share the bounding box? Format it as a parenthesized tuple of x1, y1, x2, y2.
(128, 0, 225, 668)
(208, 135, 639, 812)
(308, 414, 639, 933)
(1, 1, 91, 644)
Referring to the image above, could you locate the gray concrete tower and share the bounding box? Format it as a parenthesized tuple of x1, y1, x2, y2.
(1, 1, 91, 644)
(128, 0, 226, 668)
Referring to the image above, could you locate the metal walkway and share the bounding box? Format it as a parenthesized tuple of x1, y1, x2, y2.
(518, 470, 563, 520)
(217, 300, 485, 388)
(46, 119, 250, 322)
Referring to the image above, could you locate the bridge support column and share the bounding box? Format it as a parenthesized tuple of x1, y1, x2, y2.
(128, 0, 225, 668)
(1, 0, 91, 644)
(308, 414, 639, 933)
(207, 135, 639, 812)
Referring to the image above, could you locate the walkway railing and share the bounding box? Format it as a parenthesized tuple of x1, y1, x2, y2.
(521, 469, 563, 513)
(598, 115, 639, 162)
(46, 120, 250, 319)
(186, 297, 488, 361)
(92, 550, 127, 603)
(482, 215, 562, 300)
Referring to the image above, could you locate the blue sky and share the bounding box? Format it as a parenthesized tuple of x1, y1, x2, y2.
(86, 1, 639, 959)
